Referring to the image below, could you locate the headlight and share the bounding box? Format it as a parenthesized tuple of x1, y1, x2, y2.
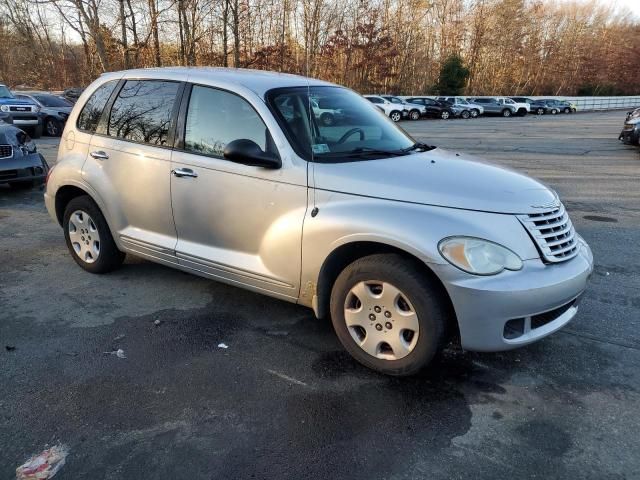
(33, 105, 41, 113)
(0, 105, 8, 112)
(438, 237, 523, 275)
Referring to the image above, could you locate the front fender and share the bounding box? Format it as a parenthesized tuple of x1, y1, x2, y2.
(299, 189, 540, 307)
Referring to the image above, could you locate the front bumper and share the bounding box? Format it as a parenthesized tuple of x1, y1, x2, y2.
(0, 152, 49, 184)
(432, 238, 593, 352)
(619, 127, 640, 145)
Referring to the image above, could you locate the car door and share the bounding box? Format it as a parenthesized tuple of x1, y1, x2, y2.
(83, 79, 183, 258)
(169, 84, 307, 300)
(422, 98, 441, 116)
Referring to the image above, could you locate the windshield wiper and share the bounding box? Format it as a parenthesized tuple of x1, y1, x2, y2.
(401, 142, 435, 153)
(344, 147, 409, 157)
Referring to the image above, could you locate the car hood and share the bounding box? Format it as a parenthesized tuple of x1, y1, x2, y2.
(0, 98, 34, 106)
(314, 148, 558, 214)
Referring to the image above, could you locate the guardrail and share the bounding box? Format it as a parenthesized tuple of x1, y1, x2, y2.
(550, 96, 640, 112)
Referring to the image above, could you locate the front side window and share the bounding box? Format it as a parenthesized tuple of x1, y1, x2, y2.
(108, 80, 179, 146)
(367, 97, 383, 104)
(184, 85, 271, 158)
(77, 80, 118, 133)
(267, 86, 415, 162)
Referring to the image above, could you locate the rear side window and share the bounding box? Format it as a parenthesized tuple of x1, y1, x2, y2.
(184, 85, 271, 158)
(77, 80, 118, 133)
(108, 80, 179, 146)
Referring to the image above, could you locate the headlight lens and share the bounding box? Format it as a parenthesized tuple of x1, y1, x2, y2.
(0, 105, 8, 112)
(438, 237, 523, 275)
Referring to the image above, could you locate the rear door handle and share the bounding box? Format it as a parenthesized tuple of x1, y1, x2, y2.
(172, 168, 198, 178)
(90, 150, 109, 160)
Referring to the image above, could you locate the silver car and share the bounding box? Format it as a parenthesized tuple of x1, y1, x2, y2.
(45, 68, 593, 376)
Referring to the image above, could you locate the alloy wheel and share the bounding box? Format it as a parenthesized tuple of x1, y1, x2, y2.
(68, 210, 101, 264)
(441, 111, 450, 119)
(344, 281, 420, 360)
(390, 112, 401, 122)
(46, 119, 59, 136)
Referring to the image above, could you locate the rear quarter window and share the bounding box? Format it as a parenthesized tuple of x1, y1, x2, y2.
(76, 80, 119, 133)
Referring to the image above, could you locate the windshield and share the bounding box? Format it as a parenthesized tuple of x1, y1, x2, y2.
(267, 86, 415, 161)
(0, 86, 14, 99)
(34, 94, 72, 107)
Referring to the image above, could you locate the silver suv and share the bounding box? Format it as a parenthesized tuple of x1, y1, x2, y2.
(45, 68, 593, 376)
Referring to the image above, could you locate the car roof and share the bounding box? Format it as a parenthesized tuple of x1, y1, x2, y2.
(108, 67, 337, 96)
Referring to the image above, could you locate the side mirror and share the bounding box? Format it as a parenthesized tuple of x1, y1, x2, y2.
(223, 139, 281, 169)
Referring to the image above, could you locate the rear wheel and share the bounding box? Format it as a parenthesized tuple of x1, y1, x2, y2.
(330, 254, 450, 376)
(550, 108, 558, 115)
(460, 110, 470, 119)
(502, 109, 512, 117)
(536, 107, 545, 115)
(563, 107, 571, 114)
(409, 109, 421, 121)
(440, 110, 450, 120)
(390, 111, 402, 122)
(470, 109, 479, 118)
(63, 195, 125, 273)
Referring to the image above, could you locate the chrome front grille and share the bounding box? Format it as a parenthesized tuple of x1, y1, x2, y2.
(518, 203, 579, 263)
(0, 144, 13, 159)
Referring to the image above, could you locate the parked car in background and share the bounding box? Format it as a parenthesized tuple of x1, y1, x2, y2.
(0, 84, 43, 137)
(364, 95, 404, 122)
(511, 97, 544, 115)
(495, 97, 529, 116)
(311, 99, 344, 126)
(381, 95, 426, 120)
(542, 99, 576, 114)
(62, 87, 84, 104)
(45, 67, 593, 376)
(14, 92, 73, 137)
(619, 107, 640, 145)
(437, 97, 484, 118)
(403, 97, 455, 119)
(470, 97, 518, 117)
(0, 123, 49, 188)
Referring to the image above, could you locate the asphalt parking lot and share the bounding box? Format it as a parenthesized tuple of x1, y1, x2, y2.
(1, 111, 639, 479)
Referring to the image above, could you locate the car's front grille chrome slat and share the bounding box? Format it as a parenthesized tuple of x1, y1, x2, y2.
(518, 203, 579, 263)
(0, 144, 13, 159)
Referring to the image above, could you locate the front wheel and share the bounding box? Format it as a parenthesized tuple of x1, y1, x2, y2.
(536, 108, 545, 115)
(470, 109, 479, 118)
(390, 111, 402, 122)
(563, 107, 571, 114)
(440, 110, 450, 120)
(330, 254, 450, 376)
(409, 109, 421, 121)
(550, 109, 558, 115)
(63, 195, 125, 273)
(460, 110, 470, 119)
(45, 117, 63, 136)
(502, 109, 512, 117)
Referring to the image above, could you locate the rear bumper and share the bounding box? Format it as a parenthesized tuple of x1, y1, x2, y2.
(432, 237, 593, 352)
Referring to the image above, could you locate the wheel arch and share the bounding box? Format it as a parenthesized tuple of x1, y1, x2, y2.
(314, 240, 458, 338)
(54, 184, 93, 226)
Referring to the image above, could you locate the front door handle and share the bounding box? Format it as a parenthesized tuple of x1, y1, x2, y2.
(172, 168, 198, 178)
(90, 150, 109, 160)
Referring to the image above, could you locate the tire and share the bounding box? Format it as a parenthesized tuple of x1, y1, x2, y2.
(502, 109, 512, 117)
(563, 108, 571, 114)
(390, 111, 402, 122)
(8, 180, 34, 190)
(320, 112, 335, 126)
(470, 109, 479, 118)
(440, 110, 450, 120)
(550, 109, 558, 115)
(536, 108, 545, 115)
(409, 109, 421, 121)
(517, 108, 527, 116)
(460, 110, 470, 119)
(29, 124, 43, 139)
(63, 195, 125, 274)
(330, 254, 450, 376)
(45, 117, 63, 136)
